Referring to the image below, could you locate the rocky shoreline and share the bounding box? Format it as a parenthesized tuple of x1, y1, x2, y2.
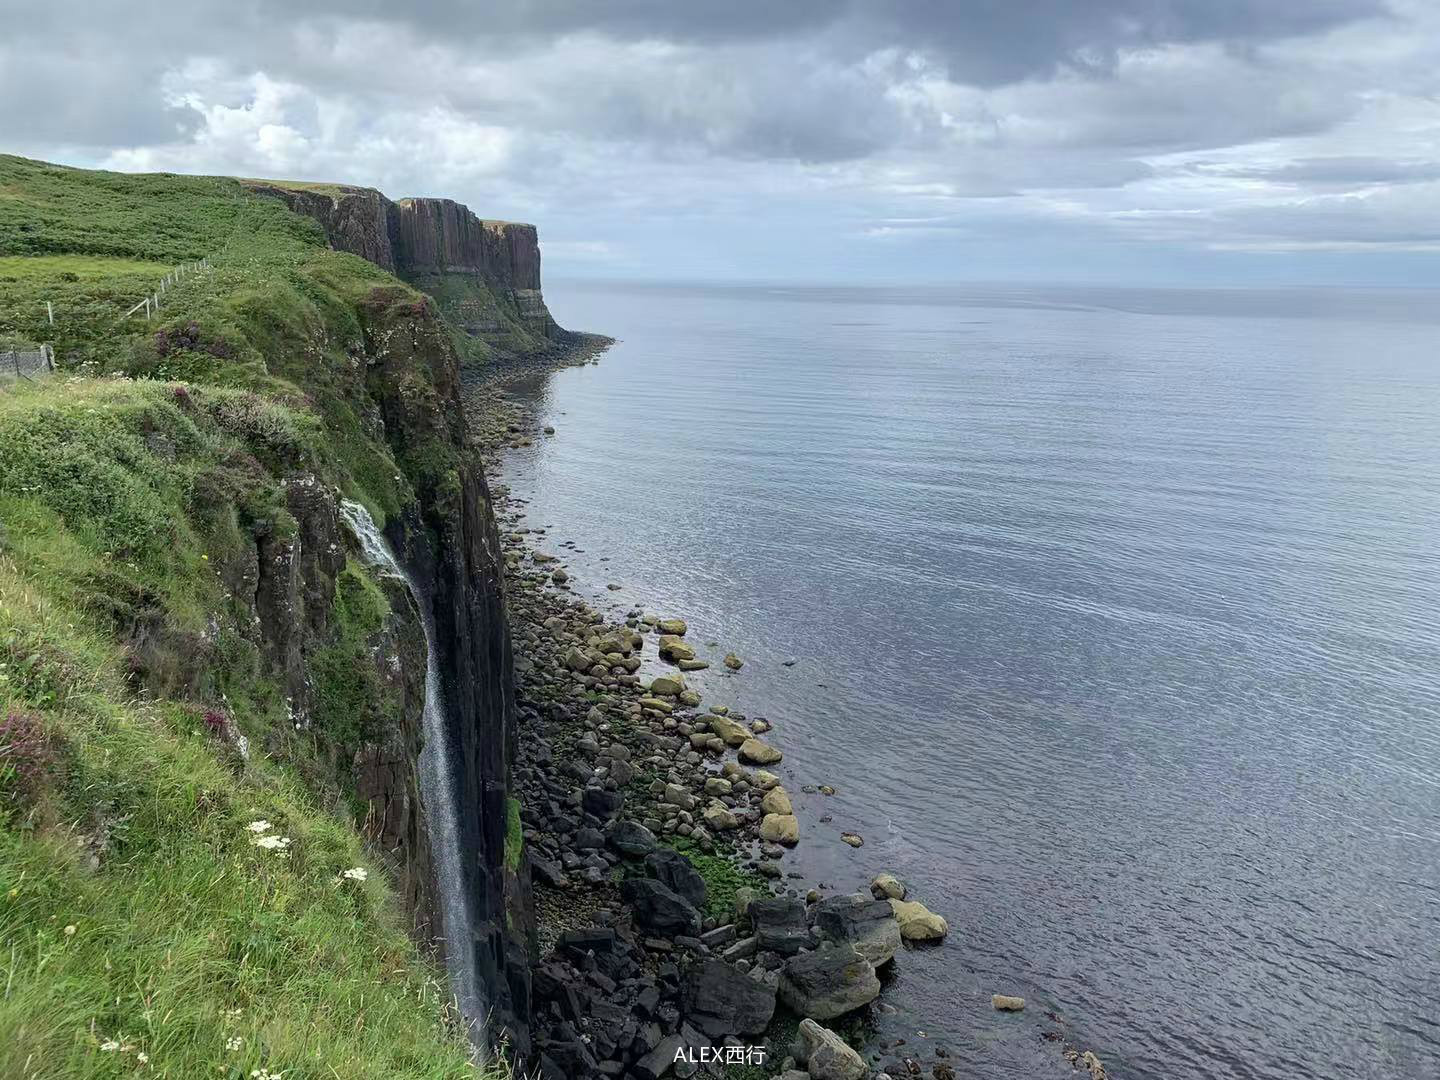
(465, 342, 1106, 1080)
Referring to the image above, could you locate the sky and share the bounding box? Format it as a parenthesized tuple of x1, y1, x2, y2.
(2, 0, 1439, 286)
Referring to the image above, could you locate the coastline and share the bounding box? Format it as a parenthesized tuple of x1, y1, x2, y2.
(464, 343, 992, 1080)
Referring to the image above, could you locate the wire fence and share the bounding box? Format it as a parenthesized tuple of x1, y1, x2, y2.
(122, 257, 212, 321)
(0, 344, 56, 382)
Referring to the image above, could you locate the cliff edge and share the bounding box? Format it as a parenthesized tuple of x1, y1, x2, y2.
(245, 180, 562, 363)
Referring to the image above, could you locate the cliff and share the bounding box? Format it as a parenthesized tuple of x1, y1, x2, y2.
(0, 155, 529, 1073)
(245, 181, 562, 363)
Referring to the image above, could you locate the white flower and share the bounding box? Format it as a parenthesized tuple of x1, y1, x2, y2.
(137, 1052, 149, 1064)
(252, 835, 291, 850)
(340, 867, 368, 882)
(99, 1040, 120, 1052)
(246, 820, 272, 833)
(226, 1036, 243, 1051)
(63, 924, 76, 936)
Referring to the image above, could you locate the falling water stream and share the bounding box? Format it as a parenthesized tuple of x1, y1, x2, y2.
(338, 501, 483, 1037)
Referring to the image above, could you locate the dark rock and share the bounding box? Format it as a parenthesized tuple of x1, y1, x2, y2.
(621, 878, 703, 937)
(635, 1034, 685, 1080)
(583, 786, 624, 820)
(684, 959, 777, 1037)
(606, 819, 659, 858)
(813, 892, 902, 967)
(750, 896, 808, 955)
(779, 944, 882, 1021)
(645, 848, 707, 909)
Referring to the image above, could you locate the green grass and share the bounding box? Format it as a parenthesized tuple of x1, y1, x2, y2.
(0, 156, 509, 1078)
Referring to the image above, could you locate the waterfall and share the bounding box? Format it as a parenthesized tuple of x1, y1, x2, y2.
(338, 500, 483, 1037)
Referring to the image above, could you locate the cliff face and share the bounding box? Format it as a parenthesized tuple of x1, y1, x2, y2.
(248, 182, 562, 356)
(244, 182, 397, 272)
(359, 290, 532, 1049)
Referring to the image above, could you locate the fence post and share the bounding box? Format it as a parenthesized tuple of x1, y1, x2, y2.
(46, 301, 54, 326)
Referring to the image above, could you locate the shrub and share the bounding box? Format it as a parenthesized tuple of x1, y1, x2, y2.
(0, 710, 57, 805)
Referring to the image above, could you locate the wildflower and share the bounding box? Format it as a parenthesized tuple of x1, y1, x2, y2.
(226, 1036, 243, 1051)
(340, 867, 368, 882)
(100, 1040, 121, 1052)
(64, 924, 76, 936)
(137, 1052, 149, 1064)
(252, 835, 291, 851)
(245, 820, 272, 833)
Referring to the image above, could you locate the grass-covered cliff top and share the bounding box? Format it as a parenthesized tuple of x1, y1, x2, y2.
(0, 156, 496, 1078)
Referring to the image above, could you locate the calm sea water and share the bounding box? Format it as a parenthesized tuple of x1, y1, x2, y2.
(498, 281, 1440, 1080)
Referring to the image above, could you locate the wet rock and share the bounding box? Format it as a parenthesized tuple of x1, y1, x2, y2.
(759, 813, 800, 846)
(707, 715, 751, 747)
(645, 847, 708, 909)
(621, 878, 702, 937)
(813, 893, 901, 967)
(739, 737, 783, 765)
(779, 943, 881, 1021)
(797, 1018, 867, 1080)
(684, 959, 777, 1037)
(563, 646, 590, 671)
(840, 832, 863, 848)
(658, 635, 696, 662)
(889, 898, 949, 942)
(723, 652, 744, 670)
(750, 896, 808, 955)
(649, 673, 686, 696)
(870, 873, 906, 900)
(992, 994, 1025, 1011)
(657, 618, 688, 635)
(760, 786, 793, 816)
(551, 568, 569, 584)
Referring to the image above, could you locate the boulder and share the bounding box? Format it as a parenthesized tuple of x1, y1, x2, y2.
(889, 898, 948, 941)
(562, 646, 590, 672)
(750, 896, 808, 955)
(702, 803, 740, 831)
(621, 878, 702, 937)
(663, 783, 697, 810)
(707, 715, 750, 747)
(605, 819, 658, 858)
(759, 813, 800, 845)
(657, 618, 688, 635)
(778, 943, 881, 1021)
(581, 787, 624, 820)
(993, 994, 1025, 1011)
(869, 873, 905, 900)
(738, 738, 782, 765)
(797, 1019, 867, 1080)
(649, 673, 686, 696)
(760, 786, 793, 816)
(723, 652, 744, 670)
(645, 847, 708, 909)
(813, 893, 901, 967)
(684, 959, 777, 1037)
(840, 833, 864, 848)
(658, 635, 696, 661)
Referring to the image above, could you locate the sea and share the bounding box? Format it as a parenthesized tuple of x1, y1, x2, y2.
(496, 280, 1440, 1080)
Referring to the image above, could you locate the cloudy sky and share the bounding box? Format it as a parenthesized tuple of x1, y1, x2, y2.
(3, 0, 1439, 285)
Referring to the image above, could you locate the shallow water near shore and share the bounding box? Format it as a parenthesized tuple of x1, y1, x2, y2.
(497, 280, 1440, 1080)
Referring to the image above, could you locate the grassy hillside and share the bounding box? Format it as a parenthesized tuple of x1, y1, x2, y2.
(0, 156, 499, 1078)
